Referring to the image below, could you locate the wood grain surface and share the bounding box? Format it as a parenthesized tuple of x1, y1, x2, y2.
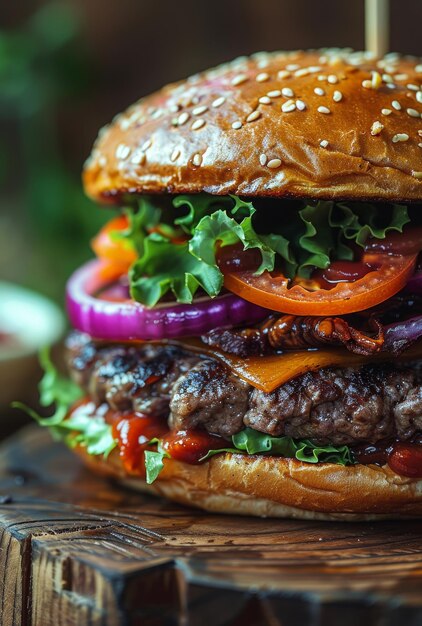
(0, 425, 421, 626)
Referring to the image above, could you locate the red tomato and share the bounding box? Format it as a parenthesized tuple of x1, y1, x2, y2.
(222, 251, 417, 316)
(91, 215, 137, 279)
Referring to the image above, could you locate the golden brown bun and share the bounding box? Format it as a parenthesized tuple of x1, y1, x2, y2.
(75, 446, 422, 520)
(83, 49, 422, 204)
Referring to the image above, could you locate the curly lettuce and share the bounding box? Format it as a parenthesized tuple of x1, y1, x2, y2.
(122, 194, 409, 306)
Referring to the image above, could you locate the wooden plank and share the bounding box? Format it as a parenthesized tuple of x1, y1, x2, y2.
(0, 426, 421, 625)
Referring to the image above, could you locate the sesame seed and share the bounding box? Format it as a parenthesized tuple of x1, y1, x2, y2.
(371, 121, 384, 136)
(259, 154, 267, 166)
(407, 108, 420, 118)
(232, 121, 242, 129)
(333, 90, 343, 102)
(191, 119, 206, 130)
(192, 153, 202, 166)
(246, 111, 261, 122)
(192, 105, 208, 115)
(286, 64, 300, 71)
(141, 139, 152, 151)
(419, 130, 422, 137)
(309, 66, 322, 73)
(169, 104, 181, 113)
(98, 156, 107, 167)
(277, 70, 291, 79)
(296, 99, 306, 111)
(212, 96, 226, 108)
(231, 74, 248, 86)
(314, 87, 325, 96)
(394, 73, 408, 81)
(412, 171, 422, 179)
(418, 143, 422, 148)
(382, 74, 393, 83)
(317, 75, 327, 81)
(267, 158, 282, 168)
(116, 143, 131, 159)
(259, 96, 271, 104)
(295, 68, 309, 77)
(267, 90, 282, 98)
(386, 83, 396, 89)
(407, 83, 419, 91)
(130, 150, 145, 165)
(416, 65, 422, 73)
(317, 106, 331, 114)
(416, 92, 422, 104)
(382, 108, 392, 116)
(392, 133, 409, 143)
(281, 100, 296, 112)
(392, 100, 402, 111)
(256, 72, 269, 82)
(362, 79, 372, 89)
(282, 87, 294, 98)
(177, 112, 189, 125)
(328, 74, 339, 84)
(320, 140, 329, 148)
(170, 148, 181, 162)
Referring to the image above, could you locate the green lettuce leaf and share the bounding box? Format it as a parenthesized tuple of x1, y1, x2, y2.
(144, 438, 170, 484)
(122, 194, 410, 306)
(232, 428, 352, 465)
(12, 347, 83, 426)
(130, 236, 222, 306)
(13, 350, 117, 457)
(147, 427, 353, 482)
(51, 413, 116, 457)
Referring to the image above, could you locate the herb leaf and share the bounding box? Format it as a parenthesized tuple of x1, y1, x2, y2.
(13, 350, 117, 457)
(231, 427, 352, 465)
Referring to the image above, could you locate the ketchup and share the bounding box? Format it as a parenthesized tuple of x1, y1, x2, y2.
(161, 430, 228, 464)
(352, 438, 422, 478)
(217, 243, 261, 273)
(112, 413, 167, 472)
(365, 227, 422, 256)
(310, 261, 376, 289)
(387, 443, 422, 478)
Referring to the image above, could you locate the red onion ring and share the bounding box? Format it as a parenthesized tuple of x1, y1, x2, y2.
(66, 260, 268, 341)
(384, 315, 422, 353)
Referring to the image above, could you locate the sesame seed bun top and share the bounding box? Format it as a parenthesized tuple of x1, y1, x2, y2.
(83, 49, 422, 203)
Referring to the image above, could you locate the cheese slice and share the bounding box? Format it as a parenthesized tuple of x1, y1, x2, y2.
(179, 338, 422, 393)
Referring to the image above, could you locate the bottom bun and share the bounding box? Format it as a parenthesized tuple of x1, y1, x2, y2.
(74, 446, 422, 520)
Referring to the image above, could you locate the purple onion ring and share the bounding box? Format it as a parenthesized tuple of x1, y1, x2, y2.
(66, 260, 268, 341)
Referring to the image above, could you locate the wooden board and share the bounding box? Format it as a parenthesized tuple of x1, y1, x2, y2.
(0, 426, 421, 626)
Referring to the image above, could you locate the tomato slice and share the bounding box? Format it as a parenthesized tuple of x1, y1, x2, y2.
(223, 252, 417, 315)
(92, 215, 137, 268)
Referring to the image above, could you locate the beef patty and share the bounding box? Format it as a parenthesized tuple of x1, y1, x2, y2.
(66, 332, 422, 446)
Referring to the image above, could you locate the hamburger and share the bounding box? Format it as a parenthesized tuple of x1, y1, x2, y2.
(33, 49, 422, 519)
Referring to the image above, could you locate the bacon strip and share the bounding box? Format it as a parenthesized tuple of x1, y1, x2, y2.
(203, 315, 384, 357)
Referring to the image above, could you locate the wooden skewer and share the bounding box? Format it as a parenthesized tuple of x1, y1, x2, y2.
(365, 0, 390, 58)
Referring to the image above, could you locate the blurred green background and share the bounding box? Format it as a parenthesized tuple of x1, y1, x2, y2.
(1, 0, 421, 305)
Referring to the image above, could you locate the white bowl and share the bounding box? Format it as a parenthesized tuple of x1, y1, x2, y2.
(0, 282, 66, 407)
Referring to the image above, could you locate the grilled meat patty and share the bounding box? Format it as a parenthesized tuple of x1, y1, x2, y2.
(66, 332, 422, 446)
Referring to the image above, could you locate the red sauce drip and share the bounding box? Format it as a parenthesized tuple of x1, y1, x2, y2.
(161, 430, 228, 464)
(111, 413, 168, 473)
(310, 261, 376, 289)
(365, 227, 422, 256)
(387, 443, 422, 478)
(217, 243, 261, 273)
(352, 440, 395, 466)
(353, 438, 422, 478)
